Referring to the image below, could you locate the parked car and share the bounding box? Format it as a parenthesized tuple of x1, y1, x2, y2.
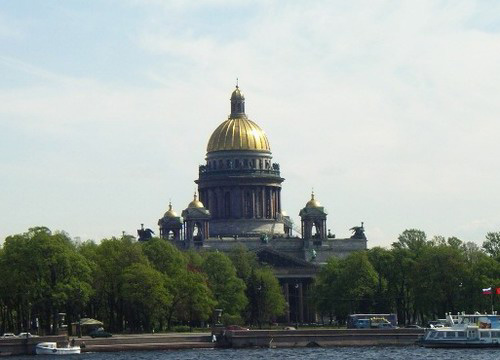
(1, 333, 16, 338)
(89, 329, 112, 338)
(405, 324, 422, 329)
(17, 332, 38, 338)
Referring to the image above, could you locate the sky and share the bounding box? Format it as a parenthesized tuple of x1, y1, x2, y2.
(1, 0, 499, 248)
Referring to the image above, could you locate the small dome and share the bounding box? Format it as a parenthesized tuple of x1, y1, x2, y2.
(281, 210, 288, 217)
(305, 192, 321, 208)
(164, 202, 178, 217)
(231, 86, 244, 100)
(188, 193, 204, 208)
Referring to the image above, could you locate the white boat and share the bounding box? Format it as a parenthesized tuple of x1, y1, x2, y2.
(421, 313, 500, 348)
(35, 342, 81, 355)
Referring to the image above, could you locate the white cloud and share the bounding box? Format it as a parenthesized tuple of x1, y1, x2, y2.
(1, 1, 499, 246)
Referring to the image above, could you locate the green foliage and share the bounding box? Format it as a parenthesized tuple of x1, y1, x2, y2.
(0, 228, 92, 334)
(221, 313, 244, 326)
(121, 263, 171, 332)
(141, 238, 186, 276)
(202, 252, 247, 316)
(483, 232, 500, 260)
(246, 267, 285, 327)
(228, 244, 258, 281)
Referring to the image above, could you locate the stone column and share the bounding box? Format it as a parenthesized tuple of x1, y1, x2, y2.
(269, 188, 274, 219)
(261, 187, 266, 219)
(239, 187, 244, 219)
(208, 189, 215, 218)
(251, 188, 256, 219)
(283, 283, 290, 323)
(298, 282, 304, 324)
(278, 188, 282, 215)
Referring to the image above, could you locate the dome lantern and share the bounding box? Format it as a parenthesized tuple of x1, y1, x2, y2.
(230, 80, 245, 118)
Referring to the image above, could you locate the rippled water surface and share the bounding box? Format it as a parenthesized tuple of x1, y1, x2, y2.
(9, 347, 499, 360)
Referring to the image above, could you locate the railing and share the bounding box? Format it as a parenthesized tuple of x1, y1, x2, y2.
(199, 164, 281, 177)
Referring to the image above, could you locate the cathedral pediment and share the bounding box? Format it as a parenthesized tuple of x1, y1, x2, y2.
(255, 247, 317, 269)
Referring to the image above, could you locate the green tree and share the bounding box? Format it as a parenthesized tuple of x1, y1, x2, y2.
(246, 267, 285, 327)
(87, 236, 148, 332)
(0, 227, 92, 334)
(121, 263, 170, 332)
(312, 257, 342, 324)
(313, 252, 378, 323)
(142, 238, 186, 277)
(228, 244, 258, 281)
(171, 270, 216, 330)
(202, 252, 247, 317)
(483, 232, 500, 260)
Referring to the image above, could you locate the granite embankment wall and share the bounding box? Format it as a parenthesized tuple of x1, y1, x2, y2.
(0, 329, 425, 355)
(74, 334, 214, 352)
(223, 329, 425, 348)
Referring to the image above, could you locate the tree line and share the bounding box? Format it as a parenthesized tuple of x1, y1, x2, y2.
(0, 227, 284, 335)
(0, 227, 498, 333)
(313, 229, 500, 325)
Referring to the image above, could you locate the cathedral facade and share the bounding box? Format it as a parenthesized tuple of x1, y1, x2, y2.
(156, 86, 367, 323)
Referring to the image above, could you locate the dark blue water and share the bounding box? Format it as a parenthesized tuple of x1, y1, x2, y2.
(9, 347, 498, 360)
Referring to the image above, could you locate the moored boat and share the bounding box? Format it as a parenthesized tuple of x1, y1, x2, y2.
(421, 313, 500, 348)
(35, 342, 81, 355)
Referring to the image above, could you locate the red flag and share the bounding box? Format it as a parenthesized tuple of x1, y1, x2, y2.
(496, 287, 500, 295)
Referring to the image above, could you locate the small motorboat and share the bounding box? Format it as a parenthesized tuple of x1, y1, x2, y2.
(35, 342, 81, 355)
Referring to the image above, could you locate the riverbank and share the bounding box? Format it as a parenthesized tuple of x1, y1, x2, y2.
(0, 329, 425, 355)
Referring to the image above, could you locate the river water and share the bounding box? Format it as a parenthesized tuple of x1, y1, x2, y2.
(8, 347, 498, 360)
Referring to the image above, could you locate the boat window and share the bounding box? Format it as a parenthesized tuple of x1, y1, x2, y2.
(436, 332, 445, 338)
(492, 331, 500, 338)
(456, 331, 466, 338)
(480, 331, 490, 338)
(445, 332, 456, 338)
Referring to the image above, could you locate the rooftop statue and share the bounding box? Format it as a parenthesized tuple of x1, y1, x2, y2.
(350, 222, 366, 240)
(137, 224, 155, 241)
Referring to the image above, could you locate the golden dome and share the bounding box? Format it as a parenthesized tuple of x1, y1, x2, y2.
(164, 202, 178, 218)
(207, 118, 271, 153)
(188, 193, 204, 208)
(306, 192, 321, 208)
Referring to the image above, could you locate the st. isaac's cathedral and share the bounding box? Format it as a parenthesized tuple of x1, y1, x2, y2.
(155, 85, 367, 323)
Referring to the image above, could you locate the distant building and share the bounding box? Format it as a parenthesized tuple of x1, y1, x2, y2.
(156, 85, 367, 323)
